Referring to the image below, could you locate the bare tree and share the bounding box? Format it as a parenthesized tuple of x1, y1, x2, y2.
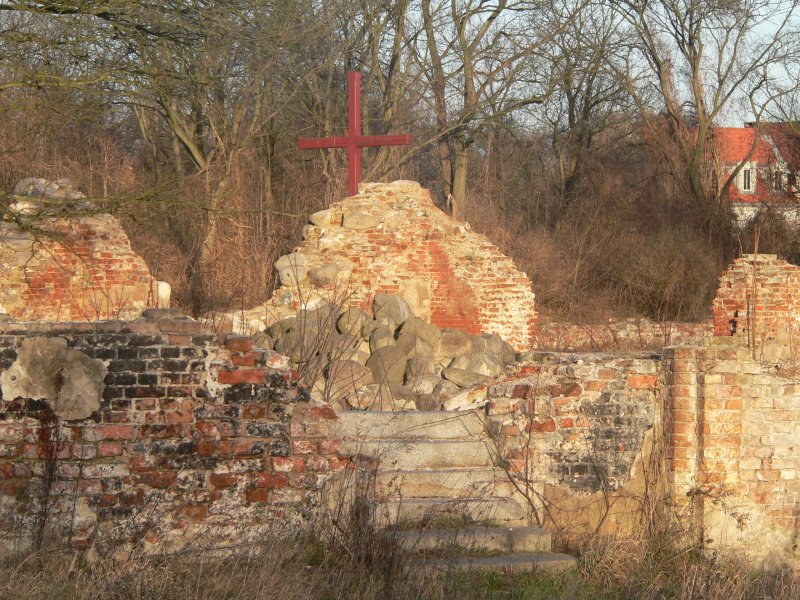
(618, 0, 800, 221)
(535, 1, 636, 222)
(414, 0, 561, 218)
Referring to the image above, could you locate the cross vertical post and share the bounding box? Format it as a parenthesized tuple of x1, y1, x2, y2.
(298, 71, 412, 197)
(347, 72, 361, 197)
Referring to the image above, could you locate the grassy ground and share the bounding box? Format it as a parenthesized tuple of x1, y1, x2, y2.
(2, 528, 799, 600)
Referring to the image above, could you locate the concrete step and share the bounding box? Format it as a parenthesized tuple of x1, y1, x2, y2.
(342, 439, 496, 470)
(336, 410, 486, 441)
(395, 526, 551, 554)
(376, 495, 529, 527)
(419, 552, 577, 573)
(376, 468, 519, 499)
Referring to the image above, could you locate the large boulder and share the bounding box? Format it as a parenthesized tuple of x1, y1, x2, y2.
(406, 374, 441, 395)
(441, 367, 489, 388)
(342, 210, 381, 230)
(369, 325, 395, 353)
(348, 383, 416, 411)
(297, 302, 341, 332)
(442, 385, 489, 411)
(337, 307, 371, 336)
(398, 316, 442, 346)
(274, 252, 308, 286)
(474, 333, 517, 365)
(435, 329, 475, 364)
(268, 316, 298, 339)
(433, 379, 461, 400)
(308, 263, 339, 287)
(449, 351, 505, 378)
(395, 331, 435, 359)
(372, 293, 414, 326)
(0, 337, 106, 420)
(324, 360, 374, 402)
(405, 355, 436, 380)
(366, 345, 408, 384)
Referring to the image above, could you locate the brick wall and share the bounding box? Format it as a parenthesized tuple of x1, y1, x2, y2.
(0, 317, 350, 554)
(0, 215, 157, 321)
(482, 353, 662, 536)
(712, 254, 800, 346)
(535, 316, 711, 352)
(665, 339, 800, 563)
(486, 353, 661, 494)
(264, 181, 537, 350)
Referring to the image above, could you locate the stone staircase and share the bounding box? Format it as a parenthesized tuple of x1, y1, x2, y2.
(336, 410, 576, 572)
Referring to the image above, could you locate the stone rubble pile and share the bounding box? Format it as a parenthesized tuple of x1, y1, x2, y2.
(251, 293, 518, 411)
(256, 181, 537, 350)
(11, 177, 87, 200)
(8, 177, 94, 215)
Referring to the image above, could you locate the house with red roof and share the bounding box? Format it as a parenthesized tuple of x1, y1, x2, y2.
(711, 123, 800, 223)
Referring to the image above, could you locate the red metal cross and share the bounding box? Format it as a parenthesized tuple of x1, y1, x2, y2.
(297, 71, 413, 196)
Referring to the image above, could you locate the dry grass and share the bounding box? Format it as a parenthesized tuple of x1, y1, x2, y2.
(3, 518, 800, 600)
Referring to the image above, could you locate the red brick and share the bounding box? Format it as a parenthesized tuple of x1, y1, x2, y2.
(252, 473, 288, 488)
(501, 425, 520, 436)
(195, 422, 219, 438)
(511, 384, 531, 399)
(181, 504, 207, 522)
(246, 488, 269, 503)
(134, 470, 176, 489)
(210, 473, 239, 488)
(225, 336, 253, 353)
(628, 374, 658, 390)
(273, 457, 305, 472)
(318, 438, 341, 454)
(292, 440, 317, 454)
(525, 418, 556, 433)
(84, 425, 135, 441)
(551, 383, 582, 397)
(306, 405, 338, 420)
(218, 368, 266, 385)
(242, 404, 267, 419)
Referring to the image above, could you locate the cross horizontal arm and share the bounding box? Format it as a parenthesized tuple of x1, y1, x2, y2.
(297, 136, 349, 149)
(357, 134, 413, 148)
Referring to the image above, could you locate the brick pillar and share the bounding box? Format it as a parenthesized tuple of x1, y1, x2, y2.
(664, 346, 702, 495)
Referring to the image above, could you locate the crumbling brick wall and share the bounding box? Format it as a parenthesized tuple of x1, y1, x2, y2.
(265, 181, 537, 350)
(0, 215, 158, 321)
(712, 254, 800, 346)
(534, 316, 711, 352)
(0, 317, 350, 554)
(484, 353, 662, 535)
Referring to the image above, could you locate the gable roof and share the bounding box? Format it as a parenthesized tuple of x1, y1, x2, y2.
(710, 124, 800, 204)
(711, 127, 775, 164)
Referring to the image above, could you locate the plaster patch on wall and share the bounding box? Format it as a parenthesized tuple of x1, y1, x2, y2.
(0, 336, 106, 420)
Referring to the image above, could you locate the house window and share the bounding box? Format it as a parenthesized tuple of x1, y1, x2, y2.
(774, 171, 783, 191)
(740, 165, 754, 193)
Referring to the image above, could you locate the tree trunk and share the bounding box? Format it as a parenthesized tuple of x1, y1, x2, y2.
(451, 140, 469, 220)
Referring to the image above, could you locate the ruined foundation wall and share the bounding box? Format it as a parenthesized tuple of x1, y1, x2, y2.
(535, 316, 711, 352)
(484, 353, 663, 536)
(0, 318, 348, 554)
